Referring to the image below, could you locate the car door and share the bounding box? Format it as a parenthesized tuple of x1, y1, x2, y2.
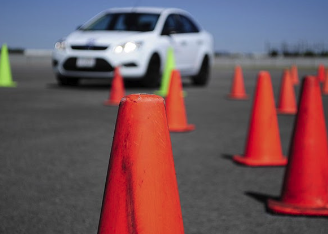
(161, 14, 190, 73)
(177, 14, 202, 74)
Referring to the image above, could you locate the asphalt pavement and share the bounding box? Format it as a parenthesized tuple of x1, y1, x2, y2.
(1, 57, 328, 233)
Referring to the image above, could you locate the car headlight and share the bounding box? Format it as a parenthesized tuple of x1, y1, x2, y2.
(54, 39, 66, 50)
(114, 41, 143, 54)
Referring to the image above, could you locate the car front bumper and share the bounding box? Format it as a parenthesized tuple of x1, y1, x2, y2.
(52, 47, 149, 79)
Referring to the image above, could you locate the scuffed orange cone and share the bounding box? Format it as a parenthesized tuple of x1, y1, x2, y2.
(323, 69, 328, 95)
(166, 70, 195, 132)
(317, 64, 325, 83)
(233, 71, 287, 166)
(98, 94, 185, 234)
(290, 65, 299, 85)
(104, 67, 125, 106)
(228, 65, 248, 99)
(268, 76, 328, 216)
(277, 69, 297, 114)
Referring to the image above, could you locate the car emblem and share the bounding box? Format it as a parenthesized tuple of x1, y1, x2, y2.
(86, 39, 96, 50)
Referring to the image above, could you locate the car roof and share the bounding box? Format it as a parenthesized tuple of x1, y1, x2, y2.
(104, 7, 187, 15)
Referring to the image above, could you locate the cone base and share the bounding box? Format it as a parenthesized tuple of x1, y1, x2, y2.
(233, 155, 287, 166)
(154, 90, 167, 97)
(227, 94, 248, 100)
(169, 124, 195, 132)
(0, 82, 17, 87)
(155, 90, 187, 97)
(268, 199, 328, 216)
(103, 100, 120, 106)
(277, 108, 297, 115)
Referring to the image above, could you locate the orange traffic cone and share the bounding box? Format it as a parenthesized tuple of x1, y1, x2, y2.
(277, 69, 297, 114)
(268, 76, 328, 216)
(165, 70, 195, 132)
(233, 71, 287, 166)
(317, 64, 325, 83)
(290, 65, 299, 85)
(323, 69, 328, 95)
(98, 94, 185, 233)
(104, 67, 125, 106)
(228, 65, 248, 99)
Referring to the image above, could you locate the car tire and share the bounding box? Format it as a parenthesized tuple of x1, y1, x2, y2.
(140, 54, 161, 88)
(192, 56, 210, 86)
(57, 75, 80, 86)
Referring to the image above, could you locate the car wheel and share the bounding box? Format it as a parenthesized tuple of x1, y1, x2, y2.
(192, 56, 210, 86)
(57, 75, 80, 86)
(140, 54, 161, 88)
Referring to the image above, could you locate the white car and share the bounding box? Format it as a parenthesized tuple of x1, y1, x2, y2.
(52, 7, 214, 87)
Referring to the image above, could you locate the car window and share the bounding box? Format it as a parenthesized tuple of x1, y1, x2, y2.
(84, 14, 113, 31)
(82, 13, 159, 32)
(138, 15, 160, 32)
(161, 14, 180, 35)
(178, 14, 199, 33)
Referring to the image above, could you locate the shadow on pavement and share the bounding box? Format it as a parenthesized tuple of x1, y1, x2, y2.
(245, 191, 278, 204)
(245, 191, 278, 214)
(45, 80, 156, 91)
(221, 154, 233, 160)
(45, 77, 196, 91)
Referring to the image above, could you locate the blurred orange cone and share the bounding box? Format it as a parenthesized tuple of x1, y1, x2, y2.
(166, 70, 195, 132)
(98, 94, 185, 234)
(268, 76, 328, 216)
(228, 65, 248, 99)
(317, 64, 325, 83)
(104, 67, 125, 106)
(323, 69, 328, 95)
(277, 69, 297, 114)
(233, 71, 287, 166)
(290, 65, 299, 85)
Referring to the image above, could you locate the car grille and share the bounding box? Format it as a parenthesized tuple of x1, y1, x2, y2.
(63, 58, 114, 72)
(71, 45, 109, 50)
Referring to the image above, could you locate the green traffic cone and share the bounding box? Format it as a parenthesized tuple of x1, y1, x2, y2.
(0, 44, 16, 87)
(155, 47, 175, 97)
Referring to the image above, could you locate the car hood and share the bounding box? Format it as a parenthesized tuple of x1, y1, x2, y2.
(66, 30, 142, 46)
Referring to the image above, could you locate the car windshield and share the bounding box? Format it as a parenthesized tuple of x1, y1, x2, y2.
(81, 13, 160, 32)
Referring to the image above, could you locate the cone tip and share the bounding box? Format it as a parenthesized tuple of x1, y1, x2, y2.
(257, 71, 271, 82)
(303, 75, 319, 87)
(121, 93, 164, 104)
(259, 70, 270, 76)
